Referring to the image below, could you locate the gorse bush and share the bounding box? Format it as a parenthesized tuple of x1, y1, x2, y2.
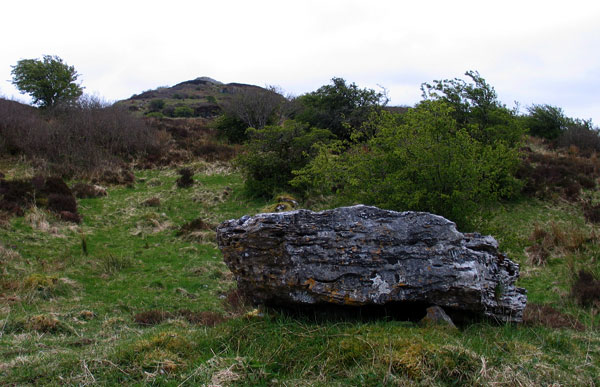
(237, 120, 333, 198)
(293, 101, 523, 227)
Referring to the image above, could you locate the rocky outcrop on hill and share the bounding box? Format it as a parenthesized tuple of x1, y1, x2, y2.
(217, 205, 527, 323)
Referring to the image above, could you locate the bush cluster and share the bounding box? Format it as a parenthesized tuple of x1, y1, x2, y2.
(0, 96, 159, 176)
(237, 72, 525, 226)
(524, 103, 600, 154)
(524, 104, 568, 140)
(215, 86, 288, 143)
(556, 119, 600, 156)
(420, 70, 523, 147)
(293, 101, 522, 227)
(237, 120, 332, 197)
(294, 77, 388, 141)
(173, 106, 194, 118)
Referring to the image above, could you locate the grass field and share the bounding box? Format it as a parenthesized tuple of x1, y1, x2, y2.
(1, 158, 599, 385)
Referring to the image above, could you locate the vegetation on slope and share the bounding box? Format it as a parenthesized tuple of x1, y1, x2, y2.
(1, 68, 600, 385)
(0, 145, 599, 385)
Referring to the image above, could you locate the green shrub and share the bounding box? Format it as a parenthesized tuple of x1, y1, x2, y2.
(162, 105, 175, 117)
(237, 120, 333, 198)
(213, 113, 250, 143)
(173, 106, 194, 118)
(421, 70, 524, 146)
(293, 101, 522, 227)
(149, 99, 165, 112)
(525, 104, 568, 140)
(295, 77, 387, 141)
(145, 111, 164, 118)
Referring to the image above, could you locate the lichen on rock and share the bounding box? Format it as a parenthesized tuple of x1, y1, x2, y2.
(217, 205, 527, 323)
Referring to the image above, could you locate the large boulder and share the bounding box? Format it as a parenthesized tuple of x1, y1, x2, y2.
(217, 205, 527, 323)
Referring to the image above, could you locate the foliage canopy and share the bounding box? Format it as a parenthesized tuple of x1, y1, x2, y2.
(11, 55, 83, 109)
(295, 77, 388, 140)
(524, 104, 568, 140)
(237, 120, 333, 198)
(293, 100, 523, 227)
(420, 70, 523, 146)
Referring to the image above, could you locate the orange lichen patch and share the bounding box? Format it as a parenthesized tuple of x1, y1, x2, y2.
(324, 289, 343, 303)
(343, 294, 363, 306)
(304, 278, 316, 290)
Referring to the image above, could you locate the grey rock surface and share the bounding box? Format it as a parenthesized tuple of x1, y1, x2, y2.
(217, 205, 527, 323)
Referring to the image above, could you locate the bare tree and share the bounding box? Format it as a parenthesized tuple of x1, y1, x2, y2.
(222, 85, 285, 129)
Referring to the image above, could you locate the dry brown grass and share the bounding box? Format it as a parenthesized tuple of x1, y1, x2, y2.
(571, 270, 600, 307)
(176, 218, 216, 236)
(517, 147, 600, 201)
(522, 303, 585, 331)
(526, 221, 594, 265)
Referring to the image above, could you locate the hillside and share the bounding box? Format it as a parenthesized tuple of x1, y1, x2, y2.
(1, 74, 600, 385)
(1, 137, 599, 385)
(116, 77, 274, 118)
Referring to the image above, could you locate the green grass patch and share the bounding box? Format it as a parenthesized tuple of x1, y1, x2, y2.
(1, 162, 599, 385)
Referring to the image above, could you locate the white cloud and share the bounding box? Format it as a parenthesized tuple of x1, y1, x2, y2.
(1, 0, 599, 122)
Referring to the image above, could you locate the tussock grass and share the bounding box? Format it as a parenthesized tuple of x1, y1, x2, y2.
(0, 157, 599, 385)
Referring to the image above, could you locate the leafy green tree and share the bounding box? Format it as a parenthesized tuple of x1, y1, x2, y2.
(237, 120, 333, 197)
(525, 104, 568, 140)
(420, 70, 524, 146)
(11, 55, 83, 109)
(295, 77, 388, 140)
(293, 101, 522, 227)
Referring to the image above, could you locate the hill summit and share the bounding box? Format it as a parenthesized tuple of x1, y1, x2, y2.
(117, 77, 268, 118)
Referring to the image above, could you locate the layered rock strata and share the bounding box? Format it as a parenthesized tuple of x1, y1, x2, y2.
(217, 205, 527, 322)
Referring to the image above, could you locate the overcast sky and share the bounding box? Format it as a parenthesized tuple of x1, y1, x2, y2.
(2, 0, 599, 122)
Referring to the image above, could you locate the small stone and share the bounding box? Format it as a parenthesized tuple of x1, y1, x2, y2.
(420, 306, 456, 328)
